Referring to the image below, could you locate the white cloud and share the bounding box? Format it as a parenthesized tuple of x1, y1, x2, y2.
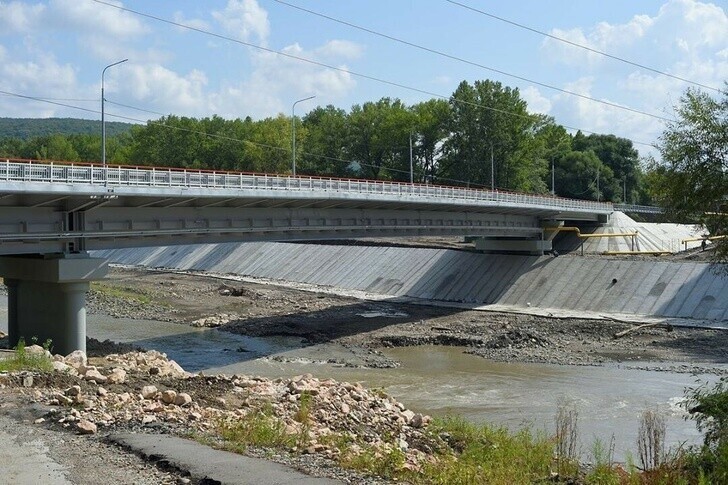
(547, 77, 664, 157)
(0, 1, 46, 34)
(542, 0, 727, 69)
(314, 40, 364, 60)
(173, 11, 211, 32)
(0, 0, 147, 38)
(521, 86, 552, 114)
(212, 0, 269, 45)
(46, 0, 148, 39)
(123, 64, 209, 115)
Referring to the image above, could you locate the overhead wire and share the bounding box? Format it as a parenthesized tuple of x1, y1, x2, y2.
(0, 88, 494, 189)
(272, 0, 672, 122)
(88, 0, 657, 149)
(445, 0, 723, 94)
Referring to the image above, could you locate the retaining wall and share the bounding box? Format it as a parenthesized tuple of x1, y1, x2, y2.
(95, 242, 728, 321)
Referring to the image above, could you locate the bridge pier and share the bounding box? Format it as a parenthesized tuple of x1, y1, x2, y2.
(0, 254, 108, 355)
(473, 237, 552, 255)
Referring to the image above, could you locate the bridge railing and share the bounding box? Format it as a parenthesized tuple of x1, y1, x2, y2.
(2, 159, 615, 213)
(613, 203, 665, 214)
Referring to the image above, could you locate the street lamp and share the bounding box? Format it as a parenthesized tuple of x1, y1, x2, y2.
(291, 95, 315, 177)
(102, 58, 128, 166)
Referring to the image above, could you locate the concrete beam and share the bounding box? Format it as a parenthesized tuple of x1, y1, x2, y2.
(474, 238, 552, 255)
(0, 254, 108, 354)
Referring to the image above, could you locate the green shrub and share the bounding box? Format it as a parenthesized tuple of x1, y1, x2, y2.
(0, 337, 53, 372)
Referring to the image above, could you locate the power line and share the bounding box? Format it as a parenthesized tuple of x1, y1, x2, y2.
(446, 0, 722, 93)
(88, 0, 657, 149)
(0, 88, 496, 188)
(273, 0, 672, 122)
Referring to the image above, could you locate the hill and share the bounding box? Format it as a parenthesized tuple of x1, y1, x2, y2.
(0, 118, 135, 139)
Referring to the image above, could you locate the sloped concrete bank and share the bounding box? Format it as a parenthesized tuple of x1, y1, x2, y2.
(94, 241, 728, 322)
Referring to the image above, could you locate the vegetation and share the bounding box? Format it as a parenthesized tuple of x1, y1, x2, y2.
(0, 78, 651, 203)
(90, 282, 152, 305)
(0, 337, 53, 372)
(648, 85, 727, 262)
(0, 117, 132, 140)
(203, 379, 728, 485)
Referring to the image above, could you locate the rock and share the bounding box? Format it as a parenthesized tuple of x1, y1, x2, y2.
(22, 375, 33, 387)
(64, 350, 87, 367)
(401, 409, 416, 423)
(76, 420, 97, 434)
(25, 344, 50, 357)
(84, 369, 108, 383)
(161, 390, 177, 404)
(411, 413, 425, 428)
(106, 368, 127, 384)
(340, 403, 350, 415)
(97, 387, 108, 397)
(65, 385, 82, 397)
(141, 385, 158, 399)
(119, 392, 131, 403)
(52, 361, 76, 375)
(34, 418, 45, 424)
(141, 415, 156, 425)
(173, 393, 192, 406)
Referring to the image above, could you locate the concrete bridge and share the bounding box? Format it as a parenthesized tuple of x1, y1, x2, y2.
(0, 159, 621, 354)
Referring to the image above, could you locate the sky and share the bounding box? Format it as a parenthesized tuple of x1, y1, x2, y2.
(0, 0, 726, 159)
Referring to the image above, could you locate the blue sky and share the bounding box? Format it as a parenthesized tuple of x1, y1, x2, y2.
(0, 0, 726, 158)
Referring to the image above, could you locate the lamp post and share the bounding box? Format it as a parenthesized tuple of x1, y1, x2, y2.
(102, 58, 128, 166)
(291, 95, 315, 177)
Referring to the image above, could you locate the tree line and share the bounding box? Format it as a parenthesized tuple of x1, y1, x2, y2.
(0, 79, 648, 203)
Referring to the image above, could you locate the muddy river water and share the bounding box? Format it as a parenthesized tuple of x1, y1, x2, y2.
(1, 306, 721, 462)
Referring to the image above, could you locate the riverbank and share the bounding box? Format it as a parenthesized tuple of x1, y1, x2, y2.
(1, 265, 727, 483)
(86, 266, 728, 374)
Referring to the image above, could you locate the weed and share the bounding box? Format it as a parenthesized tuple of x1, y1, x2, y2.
(0, 337, 53, 372)
(637, 408, 666, 472)
(217, 405, 294, 451)
(555, 401, 580, 477)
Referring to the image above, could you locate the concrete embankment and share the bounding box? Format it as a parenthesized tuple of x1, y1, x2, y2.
(95, 241, 728, 322)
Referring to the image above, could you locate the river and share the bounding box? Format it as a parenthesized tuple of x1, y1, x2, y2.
(0, 306, 720, 462)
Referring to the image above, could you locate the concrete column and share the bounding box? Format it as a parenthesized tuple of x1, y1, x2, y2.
(5, 278, 19, 348)
(0, 254, 107, 355)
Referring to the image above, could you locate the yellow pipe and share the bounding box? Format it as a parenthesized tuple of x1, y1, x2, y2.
(681, 235, 726, 243)
(544, 226, 638, 238)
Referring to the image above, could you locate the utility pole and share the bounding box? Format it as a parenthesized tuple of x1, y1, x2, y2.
(551, 158, 555, 195)
(291, 95, 316, 177)
(409, 132, 413, 184)
(596, 167, 600, 202)
(623, 177, 627, 203)
(490, 144, 495, 190)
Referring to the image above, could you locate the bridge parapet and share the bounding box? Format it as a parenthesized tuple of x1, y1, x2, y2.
(1, 159, 613, 214)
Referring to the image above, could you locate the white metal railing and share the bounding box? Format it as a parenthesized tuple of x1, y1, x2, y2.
(1, 159, 616, 213)
(613, 203, 665, 214)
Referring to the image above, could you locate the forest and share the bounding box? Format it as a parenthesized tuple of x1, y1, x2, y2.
(0, 80, 650, 204)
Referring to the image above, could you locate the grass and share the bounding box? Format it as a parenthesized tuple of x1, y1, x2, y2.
(90, 282, 152, 305)
(217, 404, 295, 451)
(195, 384, 728, 485)
(0, 338, 53, 372)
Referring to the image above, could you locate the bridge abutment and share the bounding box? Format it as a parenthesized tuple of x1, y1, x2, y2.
(0, 254, 108, 355)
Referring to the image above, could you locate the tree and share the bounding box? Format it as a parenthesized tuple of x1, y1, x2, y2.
(441, 80, 546, 191)
(347, 98, 413, 180)
(300, 105, 351, 177)
(573, 132, 642, 203)
(652, 87, 727, 261)
(410, 99, 450, 183)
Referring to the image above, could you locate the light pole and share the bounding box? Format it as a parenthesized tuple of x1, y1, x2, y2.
(101, 58, 128, 166)
(291, 95, 315, 177)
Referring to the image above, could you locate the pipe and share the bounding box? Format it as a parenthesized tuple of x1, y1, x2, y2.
(544, 226, 639, 254)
